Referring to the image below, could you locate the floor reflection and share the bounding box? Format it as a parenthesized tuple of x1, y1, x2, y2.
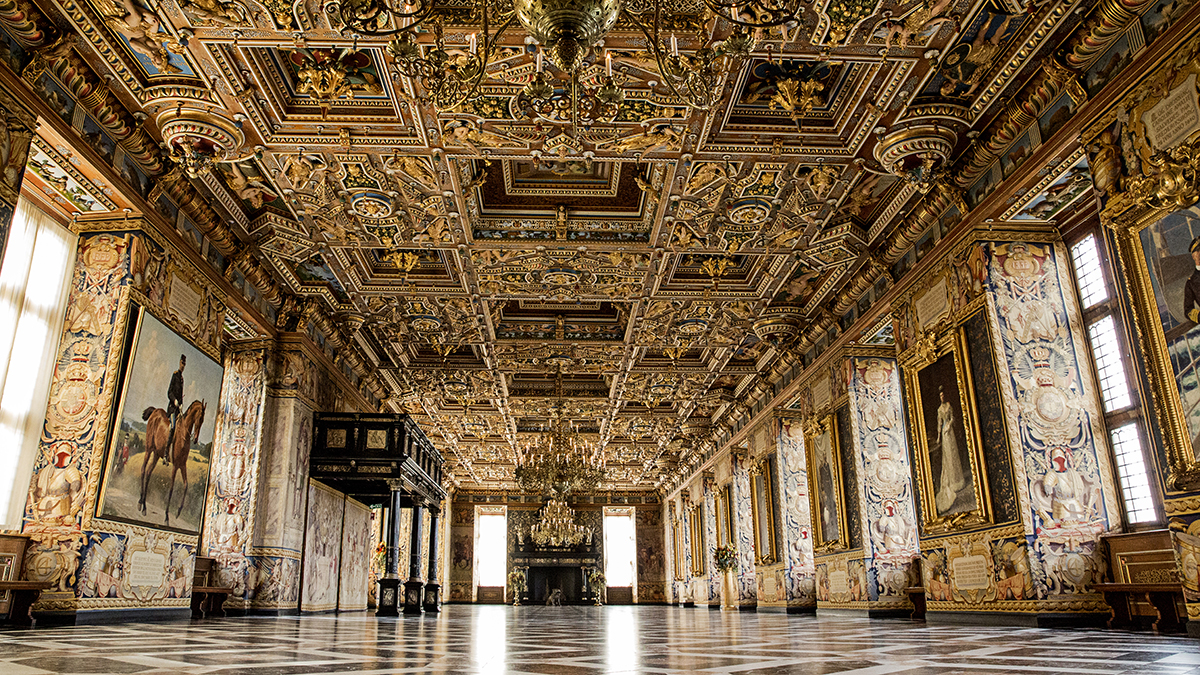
(0, 605, 1197, 674)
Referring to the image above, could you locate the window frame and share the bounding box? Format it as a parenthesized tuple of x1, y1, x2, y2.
(1064, 226, 1164, 528)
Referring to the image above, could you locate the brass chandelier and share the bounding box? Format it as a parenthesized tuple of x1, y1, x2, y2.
(325, 0, 796, 115)
(529, 498, 590, 547)
(515, 417, 606, 495)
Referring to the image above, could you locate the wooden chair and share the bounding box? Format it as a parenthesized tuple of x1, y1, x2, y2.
(0, 534, 50, 627)
(191, 556, 234, 619)
(1093, 530, 1184, 634)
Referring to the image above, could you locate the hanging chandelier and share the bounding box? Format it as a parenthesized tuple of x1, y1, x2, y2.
(530, 498, 590, 547)
(325, 0, 783, 115)
(515, 417, 606, 495)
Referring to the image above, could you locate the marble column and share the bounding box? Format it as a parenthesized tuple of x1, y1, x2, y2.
(376, 484, 404, 617)
(730, 451, 758, 609)
(423, 508, 441, 613)
(403, 503, 425, 614)
(777, 416, 816, 612)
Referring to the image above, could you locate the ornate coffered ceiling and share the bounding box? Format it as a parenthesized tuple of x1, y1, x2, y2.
(3, 0, 1174, 491)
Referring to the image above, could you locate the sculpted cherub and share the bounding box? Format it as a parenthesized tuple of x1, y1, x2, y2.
(882, 0, 959, 50)
(610, 124, 682, 155)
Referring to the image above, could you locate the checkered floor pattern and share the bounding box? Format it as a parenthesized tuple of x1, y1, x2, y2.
(1, 605, 1199, 674)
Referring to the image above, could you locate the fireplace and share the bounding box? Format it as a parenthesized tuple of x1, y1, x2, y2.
(526, 566, 588, 604)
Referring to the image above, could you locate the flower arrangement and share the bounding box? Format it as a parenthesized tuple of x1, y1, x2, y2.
(713, 545, 738, 572)
(587, 568, 605, 588)
(508, 569, 527, 595)
(373, 542, 387, 570)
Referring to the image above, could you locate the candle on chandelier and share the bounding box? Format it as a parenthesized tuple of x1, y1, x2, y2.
(671, 34, 678, 56)
(536, 50, 543, 73)
(605, 50, 612, 77)
(468, 32, 477, 53)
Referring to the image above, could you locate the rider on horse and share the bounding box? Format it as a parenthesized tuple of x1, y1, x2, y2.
(166, 354, 185, 466)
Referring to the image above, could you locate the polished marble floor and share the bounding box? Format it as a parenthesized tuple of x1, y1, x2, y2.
(1, 605, 1200, 674)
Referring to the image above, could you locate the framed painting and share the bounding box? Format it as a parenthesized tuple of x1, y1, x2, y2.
(905, 330, 990, 531)
(671, 516, 684, 581)
(1099, 52, 1200, 490)
(716, 483, 733, 547)
(96, 303, 224, 535)
(687, 503, 705, 576)
(807, 416, 847, 552)
(750, 456, 778, 564)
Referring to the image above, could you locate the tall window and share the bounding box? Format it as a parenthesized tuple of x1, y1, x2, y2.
(0, 198, 76, 530)
(603, 507, 636, 587)
(1068, 232, 1160, 525)
(475, 507, 507, 587)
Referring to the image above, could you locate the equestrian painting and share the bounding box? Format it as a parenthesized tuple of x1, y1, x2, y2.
(97, 308, 223, 535)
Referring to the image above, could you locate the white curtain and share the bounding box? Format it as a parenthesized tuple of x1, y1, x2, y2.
(0, 198, 77, 530)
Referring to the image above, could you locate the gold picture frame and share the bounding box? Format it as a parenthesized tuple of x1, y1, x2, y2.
(807, 415, 848, 553)
(903, 328, 991, 532)
(671, 517, 685, 581)
(749, 458, 778, 565)
(1097, 39, 1200, 491)
(715, 483, 733, 547)
(688, 503, 706, 575)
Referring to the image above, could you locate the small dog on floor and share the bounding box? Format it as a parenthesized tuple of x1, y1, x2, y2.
(545, 589, 564, 606)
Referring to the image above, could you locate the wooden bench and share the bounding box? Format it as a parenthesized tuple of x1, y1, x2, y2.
(1093, 530, 1184, 634)
(0, 580, 52, 627)
(191, 556, 233, 619)
(904, 587, 926, 621)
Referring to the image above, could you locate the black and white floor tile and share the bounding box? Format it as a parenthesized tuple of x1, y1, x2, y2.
(1, 605, 1199, 674)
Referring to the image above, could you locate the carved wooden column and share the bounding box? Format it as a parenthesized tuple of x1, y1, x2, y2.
(403, 502, 425, 614)
(423, 507, 440, 613)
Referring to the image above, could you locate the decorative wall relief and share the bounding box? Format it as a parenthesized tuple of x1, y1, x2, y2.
(777, 418, 816, 607)
(300, 479, 344, 612)
(984, 241, 1118, 603)
(448, 500, 474, 602)
(702, 477, 719, 604)
(635, 506, 666, 603)
(731, 452, 757, 604)
(201, 346, 266, 606)
(338, 498, 370, 611)
(23, 226, 235, 618)
(0, 81, 35, 271)
(848, 356, 919, 602)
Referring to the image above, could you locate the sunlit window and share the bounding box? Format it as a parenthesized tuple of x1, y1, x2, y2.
(1070, 234, 1109, 309)
(1111, 423, 1157, 524)
(0, 197, 76, 529)
(476, 510, 507, 587)
(604, 509, 636, 587)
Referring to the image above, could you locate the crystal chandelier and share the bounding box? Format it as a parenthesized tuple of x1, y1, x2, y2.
(530, 498, 589, 547)
(324, 0, 783, 115)
(515, 417, 606, 495)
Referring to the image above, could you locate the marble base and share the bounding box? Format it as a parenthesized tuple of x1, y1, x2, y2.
(403, 581, 424, 614)
(926, 610, 1109, 628)
(423, 583, 441, 613)
(377, 578, 401, 617)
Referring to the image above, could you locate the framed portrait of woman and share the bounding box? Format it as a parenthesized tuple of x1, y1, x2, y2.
(806, 416, 847, 552)
(904, 330, 990, 532)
